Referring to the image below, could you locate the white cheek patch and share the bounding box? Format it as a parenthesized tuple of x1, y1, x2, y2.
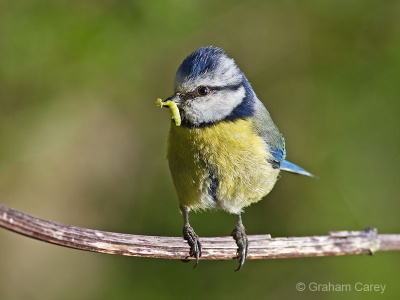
(182, 86, 246, 125)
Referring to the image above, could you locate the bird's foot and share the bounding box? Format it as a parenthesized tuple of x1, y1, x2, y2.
(182, 224, 202, 268)
(231, 223, 249, 272)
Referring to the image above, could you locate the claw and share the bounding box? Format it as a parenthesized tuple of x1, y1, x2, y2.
(231, 215, 249, 271)
(183, 224, 202, 268)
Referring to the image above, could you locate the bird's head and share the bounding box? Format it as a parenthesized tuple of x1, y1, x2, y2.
(166, 46, 255, 127)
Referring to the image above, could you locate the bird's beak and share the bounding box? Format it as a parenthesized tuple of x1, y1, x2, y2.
(165, 93, 182, 106)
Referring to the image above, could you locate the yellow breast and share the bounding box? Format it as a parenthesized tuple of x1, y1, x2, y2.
(167, 119, 280, 214)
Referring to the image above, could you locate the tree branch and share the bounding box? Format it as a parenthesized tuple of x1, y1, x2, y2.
(0, 204, 399, 261)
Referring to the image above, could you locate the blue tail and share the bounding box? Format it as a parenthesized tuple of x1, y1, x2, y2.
(280, 160, 315, 177)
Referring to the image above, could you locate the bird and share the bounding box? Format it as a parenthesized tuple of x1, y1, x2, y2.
(161, 46, 313, 271)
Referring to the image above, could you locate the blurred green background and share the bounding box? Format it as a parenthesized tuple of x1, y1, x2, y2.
(1, 0, 399, 299)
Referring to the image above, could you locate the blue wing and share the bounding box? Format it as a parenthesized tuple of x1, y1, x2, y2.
(251, 99, 314, 177)
(280, 160, 315, 177)
(268, 146, 286, 169)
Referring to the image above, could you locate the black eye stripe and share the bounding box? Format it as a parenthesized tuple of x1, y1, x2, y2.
(211, 83, 242, 92)
(179, 83, 242, 101)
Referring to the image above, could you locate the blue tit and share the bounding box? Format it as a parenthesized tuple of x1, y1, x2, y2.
(162, 46, 314, 271)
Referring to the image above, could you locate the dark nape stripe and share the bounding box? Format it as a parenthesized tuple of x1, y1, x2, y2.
(223, 79, 255, 122)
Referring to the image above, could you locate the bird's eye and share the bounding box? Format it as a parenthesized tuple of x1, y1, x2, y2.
(197, 86, 210, 96)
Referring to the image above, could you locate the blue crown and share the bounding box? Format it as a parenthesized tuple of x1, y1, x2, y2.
(177, 46, 224, 80)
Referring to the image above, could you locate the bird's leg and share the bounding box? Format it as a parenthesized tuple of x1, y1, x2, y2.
(231, 213, 249, 271)
(180, 205, 202, 267)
